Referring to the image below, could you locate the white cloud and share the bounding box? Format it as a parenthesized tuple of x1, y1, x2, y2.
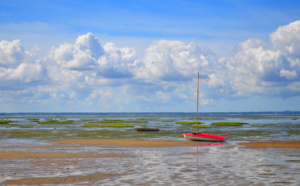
(199, 21, 300, 99)
(47, 33, 137, 79)
(206, 74, 225, 88)
(97, 42, 137, 78)
(33, 33, 140, 106)
(224, 38, 282, 95)
(0, 40, 25, 68)
(4, 63, 42, 82)
(200, 98, 216, 106)
(0, 40, 45, 90)
(136, 40, 216, 81)
(219, 24, 298, 97)
(48, 33, 103, 70)
(280, 69, 297, 80)
(84, 89, 112, 105)
(270, 21, 300, 57)
(270, 20, 300, 79)
(1, 20, 300, 111)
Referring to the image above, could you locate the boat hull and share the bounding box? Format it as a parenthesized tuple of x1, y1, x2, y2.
(134, 126, 159, 131)
(183, 133, 227, 142)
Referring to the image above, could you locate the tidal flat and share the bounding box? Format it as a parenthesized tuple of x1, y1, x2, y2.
(0, 112, 300, 185)
(0, 139, 299, 185)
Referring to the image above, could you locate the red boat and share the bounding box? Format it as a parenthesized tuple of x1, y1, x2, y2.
(184, 72, 228, 142)
(183, 133, 227, 142)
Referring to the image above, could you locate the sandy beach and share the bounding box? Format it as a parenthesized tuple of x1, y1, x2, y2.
(1, 139, 300, 185)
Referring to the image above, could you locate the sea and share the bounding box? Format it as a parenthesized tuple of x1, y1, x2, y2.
(1, 112, 299, 141)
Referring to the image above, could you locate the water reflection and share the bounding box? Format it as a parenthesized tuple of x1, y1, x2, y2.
(194, 143, 224, 148)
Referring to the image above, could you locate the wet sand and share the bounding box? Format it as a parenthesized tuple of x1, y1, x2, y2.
(1, 139, 300, 185)
(49, 139, 202, 147)
(238, 141, 300, 149)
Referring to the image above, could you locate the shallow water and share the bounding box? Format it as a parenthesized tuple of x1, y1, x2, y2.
(0, 139, 299, 185)
(1, 113, 300, 185)
(1, 112, 300, 141)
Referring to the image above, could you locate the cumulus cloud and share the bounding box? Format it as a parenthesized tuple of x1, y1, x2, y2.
(209, 20, 300, 98)
(47, 33, 137, 80)
(1, 20, 300, 111)
(0, 39, 45, 90)
(97, 42, 137, 78)
(4, 63, 43, 82)
(38, 33, 139, 104)
(206, 74, 225, 88)
(136, 40, 216, 81)
(270, 21, 300, 94)
(270, 20, 300, 66)
(224, 38, 281, 95)
(0, 40, 27, 68)
(280, 69, 297, 80)
(48, 33, 104, 70)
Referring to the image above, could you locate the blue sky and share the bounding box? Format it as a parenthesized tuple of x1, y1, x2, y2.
(0, 0, 300, 112)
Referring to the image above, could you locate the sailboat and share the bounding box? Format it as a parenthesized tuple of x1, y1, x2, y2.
(183, 72, 227, 142)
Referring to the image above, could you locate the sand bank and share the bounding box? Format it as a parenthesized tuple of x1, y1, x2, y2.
(238, 141, 300, 148)
(2, 173, 130, 185)
(49, 139, 200, 147)
(0, 151, 131, 159)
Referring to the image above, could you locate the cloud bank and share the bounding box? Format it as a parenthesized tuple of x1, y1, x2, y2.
(1, 21, 300, 111)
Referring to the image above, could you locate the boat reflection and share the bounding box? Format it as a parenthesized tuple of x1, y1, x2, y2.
(194, 143, 224, 148)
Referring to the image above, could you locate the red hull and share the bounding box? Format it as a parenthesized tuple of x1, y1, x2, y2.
(184, 133, 227, 141)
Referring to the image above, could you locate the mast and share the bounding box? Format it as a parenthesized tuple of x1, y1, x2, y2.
(196, 72, 199, 135)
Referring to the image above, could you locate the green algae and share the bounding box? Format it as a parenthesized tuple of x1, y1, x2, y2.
(192, 125, 211, 128)
(0, 120, 14, 124)
(92, 119, 148, 123)
(82, 124, 101, 127)
(162, 120, 174, 122)
(9, 124, 19, 126)
(27, 118, 40, 122)
(0, 130, 182, 139)
(21, 126, 34, 128)
(175, 121, 204, 125)
(211, 122, 247, 126)
(80, 119, 97, 121)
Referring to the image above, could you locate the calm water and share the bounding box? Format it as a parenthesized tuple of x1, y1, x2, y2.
(1, 112, 299, 141)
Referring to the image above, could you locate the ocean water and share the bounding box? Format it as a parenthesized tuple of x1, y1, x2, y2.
(1, 112, 299, 141)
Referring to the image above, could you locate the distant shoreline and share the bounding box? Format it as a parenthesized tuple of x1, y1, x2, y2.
(1, 111, 300, 116)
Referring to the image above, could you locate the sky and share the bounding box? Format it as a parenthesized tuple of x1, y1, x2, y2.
(0, 0, 300, 112)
